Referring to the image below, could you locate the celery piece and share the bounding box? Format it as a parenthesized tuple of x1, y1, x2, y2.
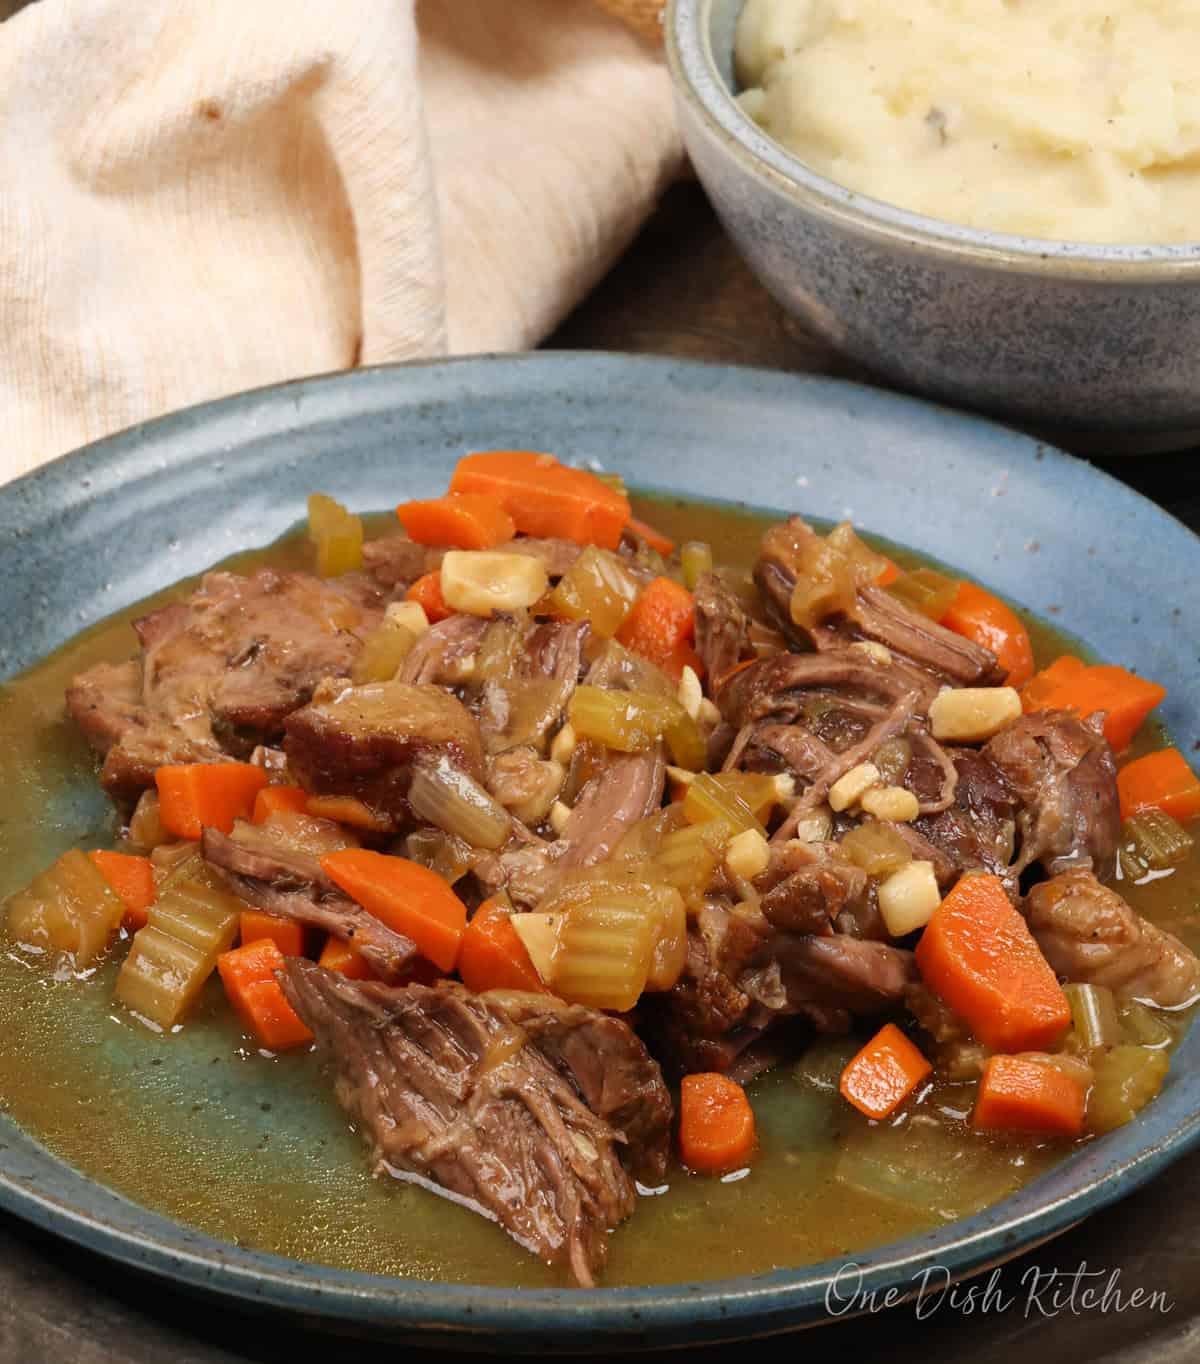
(683, 771, 765, 835)
(1087, 1044, 1169, 1134)
(116, 925, 214, 1029)
(307, 493, 363, 577)
(680, 541, 714, 592)
(1121, 810, 1194, 872)
(568, 686, 675, 754)
(840, 822, 913, 877)
(654, 820, 729, 905)
(147, 872, 241, 957)
(885, 568, 960, 621)
(1063, 982, 1122, 1053)
(351, 620, 417, 684)
(5, 848, 124, 970)
(663, 706, 707, 772)
(825, 522, 891, 585)
(553, 895, 657, 1012)
(1118, 1000, 1173, 1049)
(549, 547, 641, 638)
(403, 827, 475, 885)
(714, 772, 783, 822)
(643, 884, 687, 992)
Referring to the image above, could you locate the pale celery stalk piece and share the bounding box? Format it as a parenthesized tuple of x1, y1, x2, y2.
(683, 771, 765, 835)
(680, 540, 714, 592)
(1087, 1045, 1169, 1134)
(116, 926, 216, 1029)
(552, 896, 658, 1012)
(307, 493, 364, 578)
(549, 546, 641, 638)
(1064, 982, 1122, 1052)
(5, 848, 125, 970)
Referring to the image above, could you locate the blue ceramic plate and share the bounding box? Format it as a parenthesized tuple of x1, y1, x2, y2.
(0, 354, 1197, 1350)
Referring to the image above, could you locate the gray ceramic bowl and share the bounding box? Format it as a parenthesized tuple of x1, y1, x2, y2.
(667, 0, 1200, 451)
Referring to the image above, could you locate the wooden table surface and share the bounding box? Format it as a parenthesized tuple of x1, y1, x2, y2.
(3, 182, 1200, 1364)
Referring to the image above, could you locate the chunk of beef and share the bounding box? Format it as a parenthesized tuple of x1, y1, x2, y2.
(496, 992, 671, 1185)
(478, 619, 588, 754)
(984, 710, 1119, 877)
(730, 722, 836, 783)
(912, 748, 1019, 887)
(747, 839, 869, 936)
(67, 568, 384, 799)
(645, 895, 916, 1077)
(694, 572, 749, 684)
(283, 681, 485, 831)
(202, 825, 419, 980)
(1025, 870, 1200, 1007)
(396, 615, 488, 687)
(361, 537, 446, 592)
(499, 537, 582, 580)
(557, 746, 666, 873)
(487, 746, 564, 825)
(280, 965, 664, 1284)
(718, 648, 940, 727)
(753, 518, 1002, 685)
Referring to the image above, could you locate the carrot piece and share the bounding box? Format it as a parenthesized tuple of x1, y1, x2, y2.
(239, 910, 305, 958)
(839, 1023, 932, 1120)
(458, 899, 548, 995)
(88, 850, 156, 931)
(875, 558, 901, 587)
(1117, 747, 1200, 822)
(406, 571, 452, 623)
(154, 762, 269, 840)
(615, 577, 697, 681)
(915, 873, 1070, 1053)
(252, 785, 310, 824)
(1022, 659, 1165, 752)
(679, 1072, 758, 1174)
(217, 939, 313, 1050)
(320, 849, 468, 972)
(396, 493, 516, 551)
(972, 1055, 1086, 1137)
(449, 450, 631, 550)
(317, 934, 376, 981)
(627, 516, 676, 557)
(941, 581, 1034, 688)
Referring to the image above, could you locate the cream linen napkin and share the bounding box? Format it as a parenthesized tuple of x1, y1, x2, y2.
(0, 0, 679, 482)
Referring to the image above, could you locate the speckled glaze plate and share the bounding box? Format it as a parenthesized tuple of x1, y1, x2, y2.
(0, 354, 1197, 1350)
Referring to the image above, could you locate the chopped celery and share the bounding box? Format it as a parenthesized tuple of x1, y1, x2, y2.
(552, 894, 657, 1012)
(408, 756, 511, 850)
(654, 820, 729, 906)
(680, 541, 714, 592)
(116, 926, 214, 1029)
(885, 568, 960, 620)
(640, 884, 688, 992)
(549, 547, 641, 638)
(351, 619, 417, 684)
(1063, 982, 1121, 1053)
(683, 772, 765, 836)
(403, 827, 475, 885)
(307, 493, 363, 577)
(839, 822, 914, 877)
(711, 772, 782, 822)
(5, 849, 124, 970)
(789, 540, 859, 629)
(1087, 1044, 1169, 1134)
(1121, 810, 1194, 876)
(568, 685, 695, 766)
(1119, 1000, 1173, 1049)
(127, 790, 170, 851)
(873, 737, 912, 787)
(662, 707, 707, 772)
(146, 870, 241, 956)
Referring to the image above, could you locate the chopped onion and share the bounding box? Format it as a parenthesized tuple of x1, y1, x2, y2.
(408, 757, 511, 851)
(840, 821, 913, 877)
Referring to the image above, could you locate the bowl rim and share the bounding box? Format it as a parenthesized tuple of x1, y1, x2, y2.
(666, 0, 1200, 278)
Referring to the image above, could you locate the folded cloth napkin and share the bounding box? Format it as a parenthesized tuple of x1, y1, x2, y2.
(0, 0, 680, 482)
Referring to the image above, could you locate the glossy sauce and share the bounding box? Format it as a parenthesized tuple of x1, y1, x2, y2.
(0, 496, 1193, 1288)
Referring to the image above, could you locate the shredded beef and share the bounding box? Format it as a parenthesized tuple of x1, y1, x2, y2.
(280, 965, 669, 1284)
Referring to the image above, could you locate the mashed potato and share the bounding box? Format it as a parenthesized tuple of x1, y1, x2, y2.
(735, 0, 1200, 244)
